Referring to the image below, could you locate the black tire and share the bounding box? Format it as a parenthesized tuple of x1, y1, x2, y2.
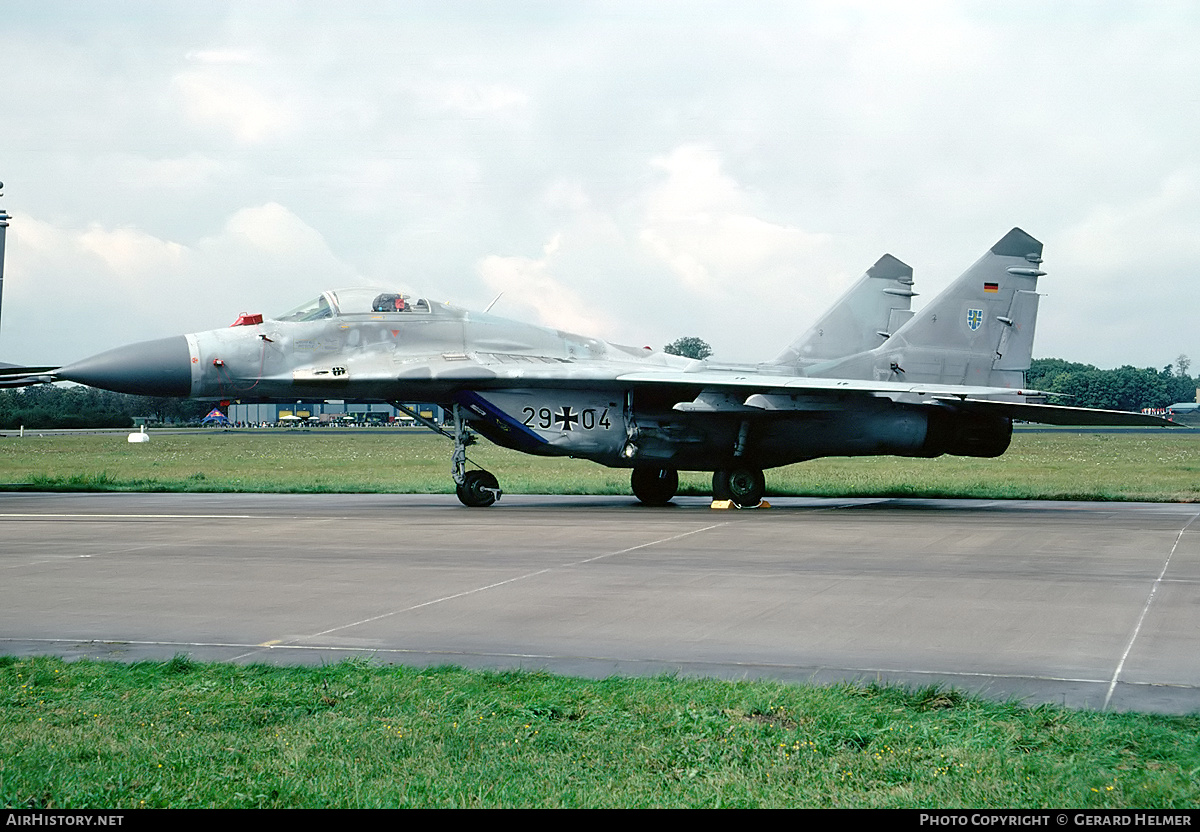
(712, 470, 732, 502)
(630, 467, 679, 506)
(457, 469, 500, 507)
(712, 467, 765, 507)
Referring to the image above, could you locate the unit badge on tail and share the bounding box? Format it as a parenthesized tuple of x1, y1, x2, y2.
(966, 308, 984, 331)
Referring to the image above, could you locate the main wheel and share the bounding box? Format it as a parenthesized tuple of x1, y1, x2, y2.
(712, 467, 765, 507)
(456, 469, 500, 507)
(630, 467, 679, 506)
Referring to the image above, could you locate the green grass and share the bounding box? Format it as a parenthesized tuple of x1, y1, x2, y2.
(1, 428, 1197, 502)
(3, 656, 1197, 809)
(770, 430, 1200, 503)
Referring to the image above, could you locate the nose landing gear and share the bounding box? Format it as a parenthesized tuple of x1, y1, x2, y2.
(450, 404, 502, 508)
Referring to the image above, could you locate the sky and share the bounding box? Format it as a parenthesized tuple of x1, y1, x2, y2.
(1, 1, 1198, 370)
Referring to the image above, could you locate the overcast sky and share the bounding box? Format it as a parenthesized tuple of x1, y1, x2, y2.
(2, 1, 1198, 370)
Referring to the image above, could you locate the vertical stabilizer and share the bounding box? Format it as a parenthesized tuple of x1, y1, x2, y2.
(770, 254, 916, 367)
(810, 229, 1043, 389)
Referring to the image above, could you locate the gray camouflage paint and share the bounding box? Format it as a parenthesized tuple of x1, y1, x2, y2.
(52, 229, 1176, 476)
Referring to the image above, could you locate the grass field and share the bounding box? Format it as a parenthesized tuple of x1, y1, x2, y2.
(0, 427, 1197, 502)
(3, 656, 1198, 809)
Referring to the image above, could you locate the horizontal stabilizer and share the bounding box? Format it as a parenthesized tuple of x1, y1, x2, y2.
(931, 397, 1182, 427)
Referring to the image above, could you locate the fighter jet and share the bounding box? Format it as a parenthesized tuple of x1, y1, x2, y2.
(14, 226, 1169, 507)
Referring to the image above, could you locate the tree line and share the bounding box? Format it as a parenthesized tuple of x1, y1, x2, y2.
(1026, 357, 1196, 412)
(0, 386, 212, 429)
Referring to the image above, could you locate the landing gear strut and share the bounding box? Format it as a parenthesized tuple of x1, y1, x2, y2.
(712, 467, 765, 507)
(630, 467, 678, 506)
(451, 404, 502, 507)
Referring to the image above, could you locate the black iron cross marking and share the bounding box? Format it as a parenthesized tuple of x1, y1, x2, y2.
(553, 406, 579, 431)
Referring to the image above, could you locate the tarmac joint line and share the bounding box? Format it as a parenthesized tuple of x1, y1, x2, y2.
(1103, 510, 1200, 710)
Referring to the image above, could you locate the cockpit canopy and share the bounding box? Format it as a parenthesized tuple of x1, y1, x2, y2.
(274, 289, 432, 322)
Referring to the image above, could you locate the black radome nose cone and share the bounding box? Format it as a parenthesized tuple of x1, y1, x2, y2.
(58, 336, 192, 397)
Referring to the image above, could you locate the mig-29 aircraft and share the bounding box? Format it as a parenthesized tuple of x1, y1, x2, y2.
(0, 227, 1177, 507)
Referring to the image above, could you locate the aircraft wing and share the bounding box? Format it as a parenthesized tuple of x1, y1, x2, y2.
(619, 371, 1180, 426)
(458, 360, 1180, 427)
(614, 369, 1028, 398)
(455, 360, 1180, 427)
(929, 396, 1182, 427)
(408, 358, 1027, 398)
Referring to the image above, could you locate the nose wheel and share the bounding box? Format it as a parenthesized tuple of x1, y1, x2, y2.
(457, 469, 501, 507)
(712, 467, 766, 507)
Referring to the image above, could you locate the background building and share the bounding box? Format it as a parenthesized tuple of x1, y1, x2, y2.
(226, 401, 444, 426)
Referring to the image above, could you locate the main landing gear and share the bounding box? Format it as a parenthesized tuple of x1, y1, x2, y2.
(451, 405, 502, 508)
(628, 466, 767, 508)
(630, 467, 679, 506)
(712, 467, 766, 508)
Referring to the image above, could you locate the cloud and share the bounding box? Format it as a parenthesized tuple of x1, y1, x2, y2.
(192, 203, 365, 311)
(466, 147, 854, 361)
(1034, 167, 1200, 365)
(5, 4, 1200, 369)
(221, 203, 334, 258)
(640, 146, 834, 295)
(184, 49, 261, 66)
(116, 154, 225, 191)
(435, 82, 530, 116)
(172, 67, 296, 144)
(1060, 167, 1200, 273)
(77, 225, 187, 282)
(477, 234, 617, 337)
(1, 204, 365, 364)
(635, 145, 841, 356)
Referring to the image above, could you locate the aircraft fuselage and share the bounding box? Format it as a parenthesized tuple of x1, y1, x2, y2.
(58, 299, 1012, 473)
